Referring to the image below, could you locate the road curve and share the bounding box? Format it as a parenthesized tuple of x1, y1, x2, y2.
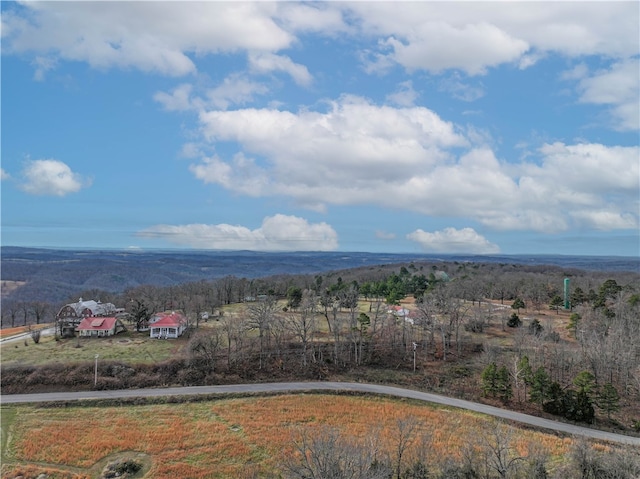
(2, 382, 639, 446)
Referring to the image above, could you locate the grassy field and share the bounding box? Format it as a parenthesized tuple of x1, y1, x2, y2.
(0, 330, 188, 366)
(1, 393, 579, 479)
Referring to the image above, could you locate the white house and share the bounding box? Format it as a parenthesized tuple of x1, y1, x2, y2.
(149, 311, 188, 339)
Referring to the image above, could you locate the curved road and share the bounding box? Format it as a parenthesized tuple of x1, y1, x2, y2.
(2, 382, 639, 446)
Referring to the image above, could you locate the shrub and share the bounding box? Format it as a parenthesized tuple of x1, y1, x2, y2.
(464, 319, 484, 333)
(507, 313, 522, 328)
(528, 319, 543, 336)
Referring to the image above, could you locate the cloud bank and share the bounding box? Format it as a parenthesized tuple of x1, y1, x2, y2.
(137, 214, 338, 251)
(407, 227, 500, 254)
(187, 96, 638, 234)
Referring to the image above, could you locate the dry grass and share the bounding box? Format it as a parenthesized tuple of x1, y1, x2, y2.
(0, 331, 186, 366)
(2, 394, 577, 478)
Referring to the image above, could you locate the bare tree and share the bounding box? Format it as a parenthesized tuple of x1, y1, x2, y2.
(286, 289, 318, 367)
(390, 417, 419, 479)
(220, 314, 247, 368)
(283, 426, 391, 479)
(247, 295, 277, 369)
(30, 328, 42, 344)
(30, 301, 50, 325)
(478, 421, 525, 479)
(188, 329, 221, 372)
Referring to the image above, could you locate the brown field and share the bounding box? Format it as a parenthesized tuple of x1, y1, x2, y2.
(0, 280, 26, 298)
(1, 393, 580, 479)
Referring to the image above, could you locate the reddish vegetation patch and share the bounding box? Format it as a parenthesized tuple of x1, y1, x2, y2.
(0, 326, 31, 338)
(3, 395, 575, 478)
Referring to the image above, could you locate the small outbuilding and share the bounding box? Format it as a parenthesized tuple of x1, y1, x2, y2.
(76, 317, 126, 337)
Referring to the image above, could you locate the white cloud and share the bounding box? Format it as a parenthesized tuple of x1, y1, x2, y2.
(570, 210, 639, 231)
(179, 143, 203, 160)
(2, 2, 294, 76)
(136, 214, 338, 251)
(189, 97, 638, 234)
(194, 95, 466, 202)
(276, 3, 347, 35)
(248, 52, 313, 86)
(439, 74, 485, 102)
(575, 59, 640, 131)
(381, 22, 529, 75)
(190, 153, 270, 197)
(6, 2, 637, 81)
(19, 159, 91, 196)
(0, 168, 9, 180)
(386, 80, 418, 107)
(31, 55, 57, 81)
(350, 2, 638, 75)
(154, 75, 270, 113)
(375, 230, 396, 240)
(154, 84, 197, 112)
(407, 227, 500, 254)
(206, 74, 270, 110)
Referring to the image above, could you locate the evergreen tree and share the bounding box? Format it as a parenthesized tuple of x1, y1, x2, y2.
(597, 383, 620, 420)
(549, 295, 564, 314)
(567, 313, 581, 338)
(573, 371, 596, 397)
(542, 382, 565, 416)
(562, 390, 595, 424)
(518, 355, 533, 399)
(496, 365, 513, 402)
(511, 297, 525, 312)
(530, 367, 551, 407)
(481, 362, 498, 397)
(507, 313, 521, 328)
(528, 319, 543, 336)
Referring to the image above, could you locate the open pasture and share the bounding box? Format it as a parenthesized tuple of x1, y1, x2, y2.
(0, 331, 188, 366)
(1, 393, 577, 479)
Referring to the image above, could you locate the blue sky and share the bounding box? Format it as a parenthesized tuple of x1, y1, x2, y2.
(2, 1, 639, 255)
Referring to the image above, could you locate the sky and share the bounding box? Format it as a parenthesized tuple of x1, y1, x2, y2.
(1, 1, 639, 256)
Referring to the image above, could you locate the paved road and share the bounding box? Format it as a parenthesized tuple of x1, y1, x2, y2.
(2, 381, 639, 446)
(0, 327, 55, 344)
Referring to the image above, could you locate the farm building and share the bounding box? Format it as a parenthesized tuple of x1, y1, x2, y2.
(56, 298, 122, 324)
(149, 311, 188, 339)
(76, 316, 126, 337)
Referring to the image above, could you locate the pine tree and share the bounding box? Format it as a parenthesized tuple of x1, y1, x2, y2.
(597, 383, 620, 420)
(517, 355, 533, 400)
(496, 365, 513, 402)
(481, 362, 498, 397)
(530, 367, 551, 407)
(573, 371, 596, 397)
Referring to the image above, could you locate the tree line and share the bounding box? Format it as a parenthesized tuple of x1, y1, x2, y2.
(277, 419, 639, 479)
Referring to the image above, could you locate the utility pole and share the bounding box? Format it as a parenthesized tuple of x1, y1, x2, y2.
(94, 354, 99, 386)
(413, 342, 417, 372)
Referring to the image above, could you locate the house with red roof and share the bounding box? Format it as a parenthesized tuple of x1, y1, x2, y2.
(76, 316, 126, 337)
(149, 311, 188, 339)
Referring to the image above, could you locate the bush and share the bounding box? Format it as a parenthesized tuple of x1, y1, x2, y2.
(102, 458, 143, 478)
(544, 331, 560, 343)
(464, 319, 484, 333)
(507, 313, 522, 328)
(528, 319, 543, 336)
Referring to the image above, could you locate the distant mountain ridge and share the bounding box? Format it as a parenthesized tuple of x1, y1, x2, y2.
(1, 246, 638, 304)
